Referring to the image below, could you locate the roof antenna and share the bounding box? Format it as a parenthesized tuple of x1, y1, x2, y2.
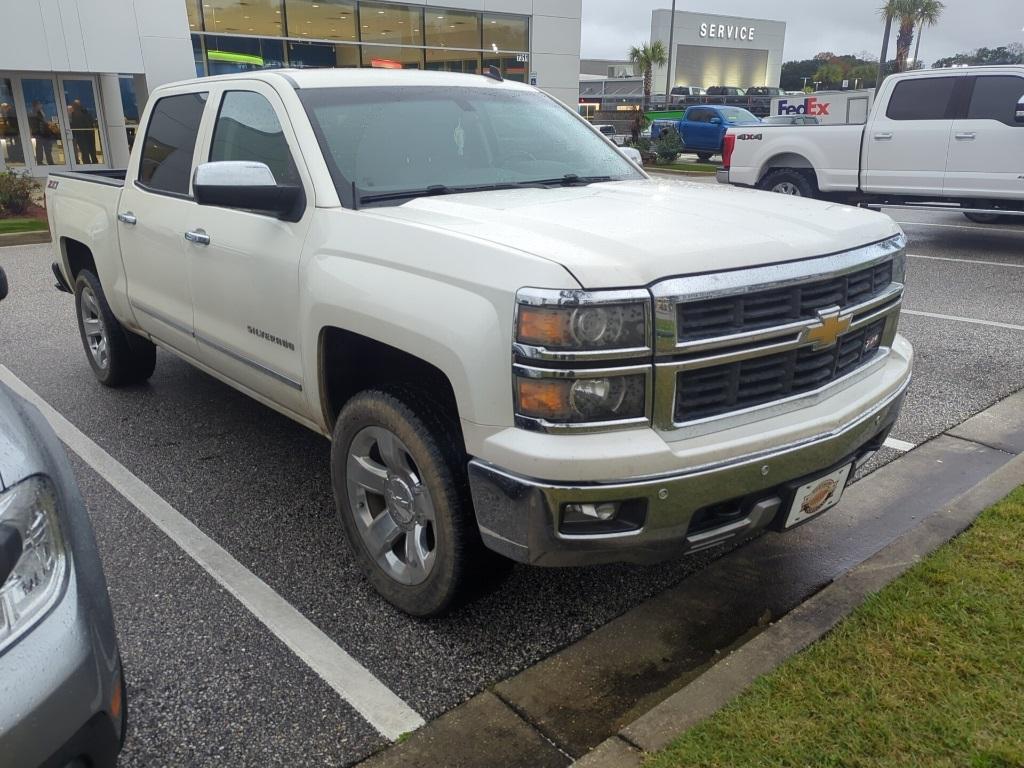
(483, 65, 504, 82)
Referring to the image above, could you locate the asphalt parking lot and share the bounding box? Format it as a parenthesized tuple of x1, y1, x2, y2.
(1, 183, 1023, 766)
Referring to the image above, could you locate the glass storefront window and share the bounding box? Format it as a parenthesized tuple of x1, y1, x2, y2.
(192, 34, 207, 77)
(22, 79, 68, 166)
(425, 48, 481, 74)
(62, 79, 104, 166)
(0, 79, 26, 168)
(287, 41, 359, 68)
(482, 14, 528, 53)
(202, 0, 283, 36)
(119, 77, 140, 150)
(186, 0, 203, 31)
(285, 0, 357, 41)
(361, 44, 423, 70)
(483, 54, 529, 83)
(425, 10, 480, 50)
(359, 2, 423, 47)
(205, 34, 286, 74)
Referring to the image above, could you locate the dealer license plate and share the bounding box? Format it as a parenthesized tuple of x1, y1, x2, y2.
(784, 463, 854, 529)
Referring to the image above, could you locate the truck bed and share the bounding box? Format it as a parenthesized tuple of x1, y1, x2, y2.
(50, 169, 126, 187)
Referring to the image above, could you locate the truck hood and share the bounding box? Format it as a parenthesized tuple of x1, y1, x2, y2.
(364, 179, 901, 288)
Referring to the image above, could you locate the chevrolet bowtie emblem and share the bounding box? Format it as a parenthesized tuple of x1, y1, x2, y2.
(806, 308, 852, 349)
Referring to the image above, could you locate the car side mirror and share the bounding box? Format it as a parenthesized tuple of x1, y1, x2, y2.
(0, 267, 8, 301)
(1016, 98, 1024, 123)
(710, 117, 723, 125)
(193, 161, 304, 222)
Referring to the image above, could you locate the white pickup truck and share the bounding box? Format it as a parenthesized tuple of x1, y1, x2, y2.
(720, 66, 1024, 223)
(46, 69, 912, 616)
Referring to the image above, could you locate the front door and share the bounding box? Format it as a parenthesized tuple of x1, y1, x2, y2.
(861, 74, 962, 195)
(0, 77, 27, 173)
(58, 77, 107, 170)
(20, 77, 71, 172)
(118, 89, 211, 355)
(185, 83, 311, 415)
(945, 73, 1024, 200)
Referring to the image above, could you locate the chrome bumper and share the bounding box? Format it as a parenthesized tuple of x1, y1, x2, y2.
(469, 379, 908, 567)
(716, 168, 730, 184)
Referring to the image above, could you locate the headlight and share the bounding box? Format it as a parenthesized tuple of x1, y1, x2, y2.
(891, 235, 908, 285)
(515, 289, 651, 355)
(0, 477, 68, 652)
(514, 368, 649, 426)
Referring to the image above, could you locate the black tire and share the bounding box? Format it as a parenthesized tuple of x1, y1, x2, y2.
(696, 152, 714, 162)
(757, 168, 816, 198)
(74, 269, 156, 387)
(331, 386, 509, 617)
(0, 267, 8, 300)
(964, 211, 1004, 224)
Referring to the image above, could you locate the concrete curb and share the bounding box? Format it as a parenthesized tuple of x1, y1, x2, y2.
(576, 448, 1024, 766)
(0, 231, 51, 247)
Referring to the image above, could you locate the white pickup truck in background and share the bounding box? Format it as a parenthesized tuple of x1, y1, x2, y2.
(46, 69, 912, 616)
(720, 66, 1024, 223)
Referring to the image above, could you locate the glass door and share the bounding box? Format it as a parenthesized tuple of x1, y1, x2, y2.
(0, 77, 27, 172)
(20, 77, 70, 171)
(59, 77, 107, 169)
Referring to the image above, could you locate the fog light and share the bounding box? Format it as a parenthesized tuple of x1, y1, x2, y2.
(564, 502, 619, 523)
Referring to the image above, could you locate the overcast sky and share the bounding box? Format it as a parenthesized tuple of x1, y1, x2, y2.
(581, 1, 1023, 65)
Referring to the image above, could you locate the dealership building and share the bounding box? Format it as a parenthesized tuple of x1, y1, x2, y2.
(1, 0, 581, 176)
(650, 9, 786, 91)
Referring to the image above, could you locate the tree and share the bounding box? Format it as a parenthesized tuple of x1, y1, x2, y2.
(628, 41, 667, 111)
(933, 43, 1024, 68)
(848, 63, 879, 88)
(814, 62, 845, 88)
(911, 0, 944, 68)
(876, 1, 898, 90)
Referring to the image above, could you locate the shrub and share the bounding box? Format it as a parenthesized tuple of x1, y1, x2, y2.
(0, 171, 35, 215)
(653, 128, 683, 165)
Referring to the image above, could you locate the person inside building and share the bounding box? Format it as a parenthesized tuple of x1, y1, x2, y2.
(29, 100, 56, 165)
(69, 99, 98, 165)
(0, 102, 24, 164)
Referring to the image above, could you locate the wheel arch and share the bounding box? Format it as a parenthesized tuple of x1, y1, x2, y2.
(758, 152, 819, 187)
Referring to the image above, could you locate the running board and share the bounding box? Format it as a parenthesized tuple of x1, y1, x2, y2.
(864, 203, 1024, 218)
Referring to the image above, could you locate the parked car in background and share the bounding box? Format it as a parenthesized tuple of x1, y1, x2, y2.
(669, 86, 706, 104)
(0, 267, 127, 768)
(762, 115, 821, 125)
(651, 105, 761, 161)
(745, 87, 785, 97)
(706, 86, 746, 96)
(593, 124, 617, 138)
(720, 66, 1024, 223)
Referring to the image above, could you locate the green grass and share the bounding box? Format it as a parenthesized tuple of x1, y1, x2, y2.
(647, 486, 1024, 768)
(0, 217, 48, 234)
(654, 162, 718, 174)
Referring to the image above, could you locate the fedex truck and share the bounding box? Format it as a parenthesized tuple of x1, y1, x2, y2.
(770, 90, 875, 125)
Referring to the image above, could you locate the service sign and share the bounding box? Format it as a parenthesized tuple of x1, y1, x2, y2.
(699, 22, 756, 42)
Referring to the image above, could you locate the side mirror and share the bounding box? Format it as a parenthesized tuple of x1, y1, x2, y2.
(193, 161, 304, 222)
(1016, 98, 1024, 123)
(0, 267, 8, 301)
(710, 117, 723, 125)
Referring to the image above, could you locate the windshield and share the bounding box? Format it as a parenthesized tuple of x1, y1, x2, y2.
(719, 107, 760, 124)
(299, 85, 644, 206)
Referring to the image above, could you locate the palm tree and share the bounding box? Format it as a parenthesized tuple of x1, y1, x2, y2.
(875, 1, 899, 91)
(912, 0, 945, 68)
(628, 41, 668, 111)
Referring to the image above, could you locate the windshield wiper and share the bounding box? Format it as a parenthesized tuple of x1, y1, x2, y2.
(357, 176, 619, 206)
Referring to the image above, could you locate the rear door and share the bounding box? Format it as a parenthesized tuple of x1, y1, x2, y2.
(861, 73, 962, 195)
(118, 89, 209, 354)
(945, 72, 1024, 199)
(184, 81, 312, 415)
(681, 108, 715, 150)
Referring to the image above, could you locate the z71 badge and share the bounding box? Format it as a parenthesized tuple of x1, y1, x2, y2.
(736, 133, 763, 141)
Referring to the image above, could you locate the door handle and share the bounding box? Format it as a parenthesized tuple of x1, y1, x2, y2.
(874, 132, 893, 141)
(184, 229, 211, 246)
(117, 211, 137, 225)
(954, 132, 976, 140)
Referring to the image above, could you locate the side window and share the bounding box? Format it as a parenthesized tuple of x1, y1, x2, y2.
(967, 76, 1024, 126)
(210, 91, 300, 185)
(886, 77, 957, 121)
(138, 92, 208, 195)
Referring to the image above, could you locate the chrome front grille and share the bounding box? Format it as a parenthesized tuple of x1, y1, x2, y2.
(652, 236, 907, 434)
(675, 320, 886, 422)
(677, 261, 893, 341)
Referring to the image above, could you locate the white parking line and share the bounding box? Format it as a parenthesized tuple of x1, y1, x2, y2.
(883, 437, 916, 453)
(902, 309, 1024, 333)
(909, 253, 1024, 270)
(896, 220, 1024, 235)
(0, 365, 424, 741)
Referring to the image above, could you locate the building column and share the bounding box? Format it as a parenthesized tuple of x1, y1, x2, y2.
(98, 73, 131, 168)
